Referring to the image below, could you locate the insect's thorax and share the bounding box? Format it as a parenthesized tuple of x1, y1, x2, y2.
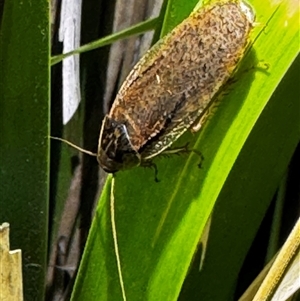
(97, 116, 141, 172)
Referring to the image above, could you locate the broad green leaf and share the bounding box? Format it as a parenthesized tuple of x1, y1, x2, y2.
(71, 0, 299, 300)
(0, 1, 50, 301)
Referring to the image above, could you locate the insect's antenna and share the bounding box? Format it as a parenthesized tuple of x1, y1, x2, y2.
(50, 136, 97, 157)
(110, 176, 127, 301)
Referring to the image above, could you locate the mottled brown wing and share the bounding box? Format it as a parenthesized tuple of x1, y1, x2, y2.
(109, 1, 253, 158)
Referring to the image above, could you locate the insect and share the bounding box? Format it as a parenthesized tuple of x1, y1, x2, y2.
(97, 0, 255, 174)
(51, 2, 256, 298)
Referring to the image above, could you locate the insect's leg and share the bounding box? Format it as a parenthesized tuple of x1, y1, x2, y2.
(159, 143, 190, 156)
(191, 109, 211, 133)
(160, 143, 204, 168)
(190, 99, 221, 133)
(141, 160, 159, 182)
(142, 144, 205, 181)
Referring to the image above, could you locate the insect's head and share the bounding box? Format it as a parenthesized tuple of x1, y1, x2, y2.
(97, 115, 141, 173)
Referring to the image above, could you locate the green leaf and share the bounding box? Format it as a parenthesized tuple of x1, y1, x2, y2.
(71, 1, 299, 301)
(0, 1, 50, 300)
(51, 17, 159, 66)
(160, 0, 199, 36)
